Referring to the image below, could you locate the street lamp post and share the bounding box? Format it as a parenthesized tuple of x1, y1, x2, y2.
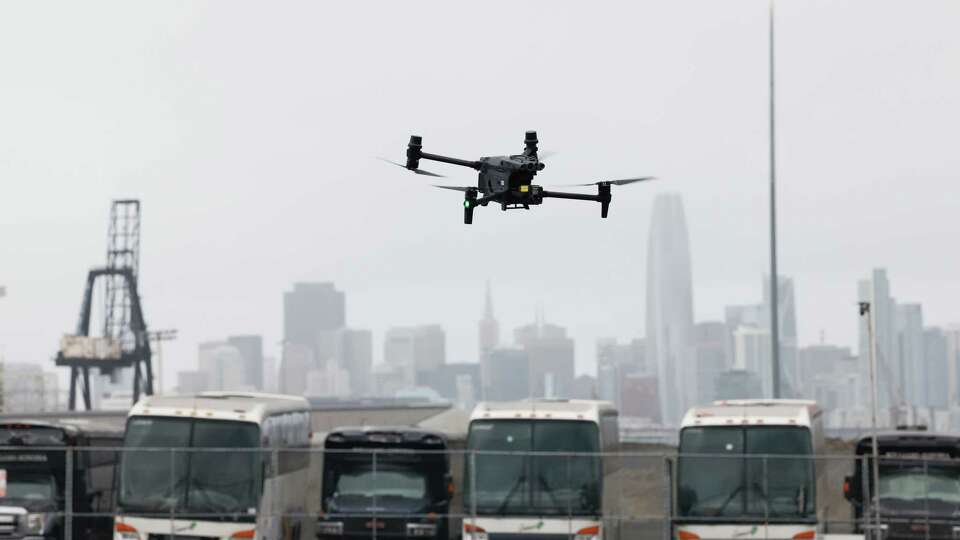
(769, 0, 782, 399)
(860, 301, 882, 534)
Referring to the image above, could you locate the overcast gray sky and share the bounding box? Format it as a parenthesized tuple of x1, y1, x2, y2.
(1, 1, 958, 390)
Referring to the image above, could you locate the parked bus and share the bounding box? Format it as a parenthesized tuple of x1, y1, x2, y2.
(114, 392, 312, 540)
(844, 429, 960, 539)
(0, 418, 122, 540)
(674, 399, 825, 540)
(462, 399, 620, 540)
(316, 426, 453, 539)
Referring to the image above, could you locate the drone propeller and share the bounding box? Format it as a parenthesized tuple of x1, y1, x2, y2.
(432, 185, 472, 192)
(536, 150, 556, 161)
(559, 176, 656, 187)
(378, 157, 445, 178)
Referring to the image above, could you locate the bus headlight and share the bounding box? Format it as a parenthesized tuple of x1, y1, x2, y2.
(464, 523, 488, 540)
(25, 513, 47, 534)
(407, 523, 438, 537)
(574, 525, 600, 540)
(114, 522, 141, 540)
(316, 521, 344, 536)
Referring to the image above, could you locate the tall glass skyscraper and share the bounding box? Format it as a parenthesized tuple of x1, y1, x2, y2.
(645, 193, 695, 426)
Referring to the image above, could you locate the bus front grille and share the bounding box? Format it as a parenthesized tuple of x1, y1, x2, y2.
(0, 513, 18, 537)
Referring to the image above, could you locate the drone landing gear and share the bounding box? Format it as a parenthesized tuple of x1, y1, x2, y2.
(464, 189, 478, 224)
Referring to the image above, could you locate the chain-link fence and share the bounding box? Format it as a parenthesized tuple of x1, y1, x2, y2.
(3, 446, 958, 539)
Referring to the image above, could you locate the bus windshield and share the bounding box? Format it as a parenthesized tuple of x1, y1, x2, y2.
(1, 471, 57, 502)
(678, 426, 815, 521)
(322, 452, 446, 512)
(118, 417, 261, 518)
(464, 420, 600, 516)
(878, 463, 960, 504)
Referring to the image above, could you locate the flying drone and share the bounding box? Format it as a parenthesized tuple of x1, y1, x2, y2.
(382, 131, 655, 224)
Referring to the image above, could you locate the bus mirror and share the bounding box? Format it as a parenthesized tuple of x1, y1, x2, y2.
(843, 475, 860, 501)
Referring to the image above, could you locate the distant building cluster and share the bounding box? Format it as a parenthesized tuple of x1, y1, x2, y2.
(0, 360, 59, 413)
(166, 193, 959, 429)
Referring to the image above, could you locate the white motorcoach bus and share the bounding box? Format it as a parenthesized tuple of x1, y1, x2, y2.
(462, 399, 619, 540)
(114, 392, 312, 540)
(674, 399, 825, 540)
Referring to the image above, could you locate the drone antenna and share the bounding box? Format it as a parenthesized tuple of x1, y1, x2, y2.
(524, 130, 539, 156)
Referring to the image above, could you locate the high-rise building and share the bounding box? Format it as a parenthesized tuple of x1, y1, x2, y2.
(620, 373, 661, 421)
(384, 325, 446, 388)
(570, 375, 597, 400)
(945, 326, 960, 405)
(694, 322, 727, 404)
(340, 329, 373, 397)
(923, 328, 949, 409)
(479, 281, 499, 358)
(483, 348, 530, 401)
(763, 276, 798, 395)
(282, 282, 345, 383)
(858, 269, 899, 408)
(514, 322, 574, 399)
(0, 362, 59, 413)
(733, 326, 771, 397)
(645, 193, 695, 425)
(421, 363, 481, 410)
(280, 342, 314, 395)
(227, 334, 264, 391)
(714, 370, 763, 400)
(198, 341, 246, 391)
(724, 305, 765, 366)
(796, 344, 859, 409)
(596, 338, 645, 409)
(895, 304, 924, 407)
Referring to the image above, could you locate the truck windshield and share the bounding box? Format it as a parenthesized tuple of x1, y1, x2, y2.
(463, 420, 601, 517)
(322, 451, 445, 512)
(678, 426, 815, 521)
(879, 464, 960, 504)
(1, 471, 57, 502)
(118, 417, 260, 518)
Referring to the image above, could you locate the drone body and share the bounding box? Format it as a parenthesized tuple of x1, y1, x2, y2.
(385, 131, 654, 224)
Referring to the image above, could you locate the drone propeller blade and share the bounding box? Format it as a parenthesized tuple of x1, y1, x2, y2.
(537, 150, 556, 161)
(377, 157, 446, 178)
(557, 176, 657, 187)
(432, 185, 472, 192)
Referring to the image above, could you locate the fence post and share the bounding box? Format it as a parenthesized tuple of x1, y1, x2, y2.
(169, 448, 176, 534)
(372, 449, 377, 540)
(860, 454, 871, 537)
(469, 450, 477, 533)
(64, 447, 73, 540)
(662, 455, 672, 540)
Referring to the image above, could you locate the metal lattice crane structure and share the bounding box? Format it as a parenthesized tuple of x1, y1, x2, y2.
(55, 200, 154, 410)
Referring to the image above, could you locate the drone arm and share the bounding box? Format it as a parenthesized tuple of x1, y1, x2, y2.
(541, 190, 602, 202)
(543, 185, 613, 218)
(419, 152, 482, 170)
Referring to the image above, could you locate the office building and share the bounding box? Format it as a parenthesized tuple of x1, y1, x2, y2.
(227, 334, 264, 391)
(515, 321, 575, 399)
(695, 321, 727, 403)
(925, 328, 949, 409)
(483, 348, 530, 401)
(384, 325, 446, 389)
(645, 193, 695, 425)
(714, 370, 763, 400)
(198, 341, 246, 391)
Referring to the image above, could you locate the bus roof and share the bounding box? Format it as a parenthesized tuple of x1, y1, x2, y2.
(129, 392, 309, 424)
(0, 417, 124, 440)
(470, 399, 617, 423)
(681, 399, 820, 429)
(854, 430, 960, 456)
